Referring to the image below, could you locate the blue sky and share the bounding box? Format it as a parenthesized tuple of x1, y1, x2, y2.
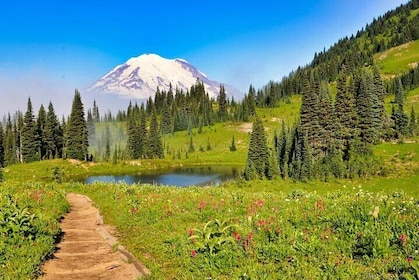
(0, 0, 408, 115)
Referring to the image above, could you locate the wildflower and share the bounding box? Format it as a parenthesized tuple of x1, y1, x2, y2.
(400, 234, 407, 246)
(188, 229, 194, 236)
(233, 231, 241, 241)
(372, 206, 379, 219)
(407, 256, 413, 264)
(191, 250, 196, 257)
(198, 201, 206, 210)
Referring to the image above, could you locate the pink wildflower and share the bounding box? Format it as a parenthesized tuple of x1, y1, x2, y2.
(401, 234, 407, 246)
(191, 250, 196, 257)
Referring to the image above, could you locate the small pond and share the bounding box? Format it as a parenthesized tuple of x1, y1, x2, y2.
(84, 166, 239, 187)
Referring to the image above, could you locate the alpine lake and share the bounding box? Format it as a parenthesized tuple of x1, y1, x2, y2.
(83, 166, 239, 187)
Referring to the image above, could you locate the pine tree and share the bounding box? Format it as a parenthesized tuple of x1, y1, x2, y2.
(354, 72, 375, 151)
(392, 79, 409, 137)
(247, 85, 256, 116)
(300, 72, 321, 155)
(244, 115, 270, 180)
(188, 136, 195, 153)
(147, 109, 164, 158)
(87, 109, 96, 147)
(104, 137, 111, 161)
(161, 98, 172, 134)
(317, 82, 336, 156)
(93, 99, 100, 122)
(0, 123, 4, 167)
(276, 121, 289, 179)
(218, 85, 228, 122)
(408, 105, 417, 136)
(44, 102, 63, 159)
(229, 135, 237, 151)
(4, 114, 16, 166)
(334, 72, 358, 157)
(126, 106, 140, 159)
(138, 104, 148, 158)
(37, 104, 47, 159)
(65, 90, 88, 160)
(21, 98, 40, 163)
(372, 66, 386, 138)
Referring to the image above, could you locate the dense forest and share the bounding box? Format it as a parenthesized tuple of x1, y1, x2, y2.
(1, 0, 419, 183)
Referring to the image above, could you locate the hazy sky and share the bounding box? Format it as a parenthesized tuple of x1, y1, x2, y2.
(0, 0, 409, 115)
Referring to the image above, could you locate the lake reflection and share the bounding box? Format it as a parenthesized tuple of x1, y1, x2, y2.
(84, 166, 238, 187)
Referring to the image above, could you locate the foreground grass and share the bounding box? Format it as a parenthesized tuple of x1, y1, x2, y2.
(0, 182, 69, 279)
(66, 181, 419, 279)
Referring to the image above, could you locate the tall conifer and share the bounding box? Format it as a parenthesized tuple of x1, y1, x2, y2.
(0, 124, 4, 167)
(21, 98, 40, 162)
(244, 115, 270, 179)
(65, 90, 88, 160)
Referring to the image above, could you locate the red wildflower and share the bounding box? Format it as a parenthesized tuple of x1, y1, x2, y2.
(407, 257, 413, 264)
(401, 234, 407, 246)
(191, 250, 196, 257)
(198, 201, 207, 210)
(188, 229, 194, 236)
(233, 231, 241, 241)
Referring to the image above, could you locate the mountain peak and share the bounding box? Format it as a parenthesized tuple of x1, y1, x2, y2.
(90, 54, 241, 99)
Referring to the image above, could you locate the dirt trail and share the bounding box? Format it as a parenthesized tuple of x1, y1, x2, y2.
(41, 193, 149, 280)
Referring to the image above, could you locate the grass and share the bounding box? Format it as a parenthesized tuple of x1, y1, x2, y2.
(64, 181, 419, 279)
(374, 39, 419, 77)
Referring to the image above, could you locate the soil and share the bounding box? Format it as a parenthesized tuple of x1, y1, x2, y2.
(41, 193, 148, 280)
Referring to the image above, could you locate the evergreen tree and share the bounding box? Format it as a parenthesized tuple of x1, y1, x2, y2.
(21, 98, 40, 163)
(354, 72, 376, 150)
(87, 109, 96, 147)
(188, 136, 195, 153)
(408, 105, 417, 136)
(229, 135, 237, 151)
(161, 98, 172, 134)
(247, 85, 257, 116)
(244, 115, 270, 180)
(138, 104, 148, 158)
(276, 121, 289, 179)
(335, 73, 358, 158)
(126, 105, 140, 159)
(300, 72, 321, 155)
(372, 66, 386, 137)
(44, 102, 63, 159)
(0, 123, 4, 167)
(37, 104, 47, 159)
(104, 137, 111, 161)
(317, 82, 336, 155)
(4, 114, 16, 166)
(65, 90, 88, 160)
(218, 85, 228, 122)
(147, 109, 164, 158)
(243, 158, 257, 180)
(392, 79, 409, 137)
(93, 99, 100, 122)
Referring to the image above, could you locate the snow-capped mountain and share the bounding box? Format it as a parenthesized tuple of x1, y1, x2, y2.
(90, 53, 241, 99)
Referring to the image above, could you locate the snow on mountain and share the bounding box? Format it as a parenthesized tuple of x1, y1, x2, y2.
(90, 53, 242, 99)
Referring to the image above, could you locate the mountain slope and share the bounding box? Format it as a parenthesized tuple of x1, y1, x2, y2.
(90, 53, 241, 99)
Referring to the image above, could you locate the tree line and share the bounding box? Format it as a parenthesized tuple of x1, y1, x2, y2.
(255, 0, 419, 108)
(244, 67, 419, 181)
(0, 90, 88, 167)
